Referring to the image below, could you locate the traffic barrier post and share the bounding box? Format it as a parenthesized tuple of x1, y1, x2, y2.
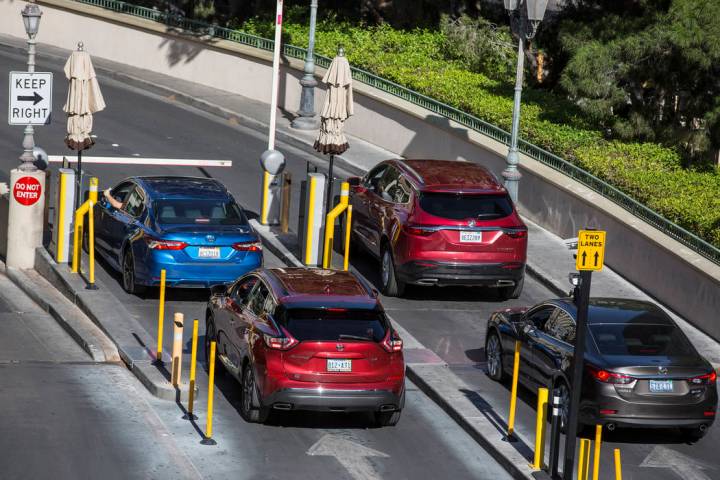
(343, 205, 352, 271)
(184, 319, 199, 420)
(531, 387, 548, 470)
(614, 448, 623, 480)
(322, 181, 349, 269)
(280, 172, 291, 233)
(71, 177, 98, 289)
(507, 340, 521, 438)
(54, 169, 76, 264)
(156, 269, 166, 363)
(171, 312, 184, 387)
(86, 199, 97, 290)
(201, 340, 217, 445)
(547, 389, 563, 478)
(301, 173, 327, 267)
(578, 438, 591, 480)
(592, 424, 603, 480)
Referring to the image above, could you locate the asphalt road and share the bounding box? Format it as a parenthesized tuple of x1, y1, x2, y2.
(1, 41, 718, 480)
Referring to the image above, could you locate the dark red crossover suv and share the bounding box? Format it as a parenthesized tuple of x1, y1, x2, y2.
(348, 159, 528, 299)
(205, 268, 405, 426)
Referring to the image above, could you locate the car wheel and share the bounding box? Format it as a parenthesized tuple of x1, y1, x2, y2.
(121, 247, 145, 295)
(375, 409, 402, 427)
(499, 276, 524, 300)
(380, 246, 405, 297)
(485, 332, 505, 381)
(204, 318, 222, 374)
(681, 426, 708, 443)
(240, 365, 270, 424)
(555, 380, 571, 432)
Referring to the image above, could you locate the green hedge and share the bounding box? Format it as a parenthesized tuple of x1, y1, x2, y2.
(240, 18, 720, 249)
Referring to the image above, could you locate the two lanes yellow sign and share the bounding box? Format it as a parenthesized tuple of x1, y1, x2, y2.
(576, 230, 606, 271)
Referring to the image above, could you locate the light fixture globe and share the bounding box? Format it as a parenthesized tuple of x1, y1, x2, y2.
(526, 0, 549, 22)
(21, 2, 42, 38)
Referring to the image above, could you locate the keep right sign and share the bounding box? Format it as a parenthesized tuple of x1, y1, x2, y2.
(576, 229, 606, 271)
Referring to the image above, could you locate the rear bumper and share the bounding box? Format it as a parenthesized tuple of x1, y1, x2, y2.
(138, 254, 262, 288)
(264, 387, 404, 413)
(396, 260, 524, 287)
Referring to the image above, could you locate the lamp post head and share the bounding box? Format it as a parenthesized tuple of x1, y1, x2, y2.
(504, 0, 519, 12)
(21, 2, 42, 38)
(526, 0, 549, 22)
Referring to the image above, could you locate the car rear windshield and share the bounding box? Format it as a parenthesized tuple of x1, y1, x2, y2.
(419, 192, 513, 220)
(590, 324, 696, 356)
(280, 309, 387, 342)
(154, 200, 248, 225)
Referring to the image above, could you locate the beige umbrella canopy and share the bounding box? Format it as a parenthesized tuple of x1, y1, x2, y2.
(63, 43, 105, 151)
(313, 50, 353, 155)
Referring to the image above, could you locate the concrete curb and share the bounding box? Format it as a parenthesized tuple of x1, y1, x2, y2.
(32, 247, 194, 402)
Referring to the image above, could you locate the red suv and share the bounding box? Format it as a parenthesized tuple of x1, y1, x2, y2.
(348, 159, 527, 299)
(205, 268, 405, 426)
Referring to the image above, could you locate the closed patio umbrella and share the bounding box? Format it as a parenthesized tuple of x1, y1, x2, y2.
(314, 47, 353, 216)
(63, 42, 105, 207)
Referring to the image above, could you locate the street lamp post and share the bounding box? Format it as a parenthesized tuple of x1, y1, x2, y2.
(291, 0, 319, 130)
(502, 0, 548, 203)
(19, 0, 42, 172)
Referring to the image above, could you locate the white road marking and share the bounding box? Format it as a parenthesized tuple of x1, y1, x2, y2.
(307, 434, 389, 480)
(640, 445, 716, 480)
(48, 155, 232, 167)
(111, 143, 119, 147)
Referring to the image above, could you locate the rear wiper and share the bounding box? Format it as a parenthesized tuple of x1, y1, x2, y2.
(338, 334, 373, 341)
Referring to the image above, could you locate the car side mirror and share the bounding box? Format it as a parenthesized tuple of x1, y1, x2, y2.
(347, 176, 361, 187)
(210, 284, 227, 297)
(523, 323, 536, 335)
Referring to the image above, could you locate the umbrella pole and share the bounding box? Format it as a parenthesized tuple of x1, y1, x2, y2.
(326, 154, 335, 218)
(76, 149, 82, 211)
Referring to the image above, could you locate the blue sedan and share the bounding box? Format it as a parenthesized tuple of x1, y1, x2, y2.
(93, 176, 263, 293)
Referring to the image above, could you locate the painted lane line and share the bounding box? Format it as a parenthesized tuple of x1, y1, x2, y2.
(48, 155, 232, 167)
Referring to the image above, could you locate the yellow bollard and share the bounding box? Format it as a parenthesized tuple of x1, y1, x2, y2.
(201, 340, 217, 445)
(531, 387, 549, 470)
(261, 171, 271, 225)
(72, 200, 90, 273)
(86, 200, 98, 290)
(343, 205, 352, 271)
(578, 438, 591, 480)
(592, 424, 603, 480)
(613, 448, 623, 480)
(156, 269, 167, 363)
(171, 312, 184, 387)
(185, 319, 199, 420)
(507, 340, 521, 437)
(322, 181, 350, 269)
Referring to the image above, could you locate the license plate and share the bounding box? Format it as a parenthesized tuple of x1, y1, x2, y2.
(198, 247, 220, 259)
(327, 359, 352, 372)
(460, 231, 483, 243)
(649, 380, 674, 393)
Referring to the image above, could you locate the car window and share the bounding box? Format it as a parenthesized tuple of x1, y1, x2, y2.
(154, 199, 248, 226)
(263, 295, 277, 316)
(545, 308, 576, 343)
(376, 166, 401, 202)
(123, 188, 145, 217)
(232, 276, 258, 304)
(418, 192, 513, 220)
(110, 182, 133, 205)
(279, 308, 388, 342)
(247, 282, 269, 316)
(590, 324, 695, 356)
(364, 165, 388, 192)
(526, 306, 554, 330)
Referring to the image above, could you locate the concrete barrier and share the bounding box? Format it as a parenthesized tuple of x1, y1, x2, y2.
(1, 0, 717, 340)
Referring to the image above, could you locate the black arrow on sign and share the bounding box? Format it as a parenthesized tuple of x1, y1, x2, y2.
(581, 251, 587, 266)
(594, 251, 599, 267)
(16, 92, 43, 105)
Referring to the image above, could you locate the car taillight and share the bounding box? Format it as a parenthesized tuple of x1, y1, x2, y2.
(505, 228, 528, 239)
(263, 327, 298, 351)
(402, 224, 435, 237)
(587, 365, 634, 384)
(382, 329, 403, 353)
(232, 241, 262, 252)
(689, 371, 717, 385)
(145, 237, 188, 250)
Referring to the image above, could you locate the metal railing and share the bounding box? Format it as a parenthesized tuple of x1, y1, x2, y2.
(69, 0, 720, 266)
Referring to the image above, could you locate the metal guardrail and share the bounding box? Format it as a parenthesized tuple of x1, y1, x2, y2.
(70, 0, 720, 266)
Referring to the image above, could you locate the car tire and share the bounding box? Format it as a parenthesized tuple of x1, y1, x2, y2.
(485, 332, 505, 381)
(681, 426, 708, 443)
(380, 246, 405, 297)
(499, 276, 524, 300)
(554, 380, 571, 433)
(375, 409, 402, 427)
(204, 317, 224, 376)
(240, 365, 270, 424)
(121, 247, 145, 295)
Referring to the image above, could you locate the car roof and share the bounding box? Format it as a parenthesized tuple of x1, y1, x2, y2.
(262, 268, 379, 309)
(133, 176, 229, 200)
(547, 298, 674, 326)
(398, 159, 506, 193)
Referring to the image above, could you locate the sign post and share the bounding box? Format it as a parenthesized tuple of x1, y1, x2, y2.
(563, 229, 606, 479)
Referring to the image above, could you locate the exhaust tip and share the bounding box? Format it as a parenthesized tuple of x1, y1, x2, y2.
(417, 279, 438, 285)
(273, 403, 293, 411)
(700, 424, 709, 432)
(606, 423, 616, 431)
(379, 404, 397, 412)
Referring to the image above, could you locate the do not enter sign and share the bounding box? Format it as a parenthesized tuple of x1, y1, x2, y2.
(13, 176, 42, 206)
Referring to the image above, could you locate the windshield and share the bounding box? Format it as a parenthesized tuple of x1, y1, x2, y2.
(154, 199, 248, 226)
(280, 309, 388, 342)
(590, 324, 696, 357)
(419, 192, 513, 220)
